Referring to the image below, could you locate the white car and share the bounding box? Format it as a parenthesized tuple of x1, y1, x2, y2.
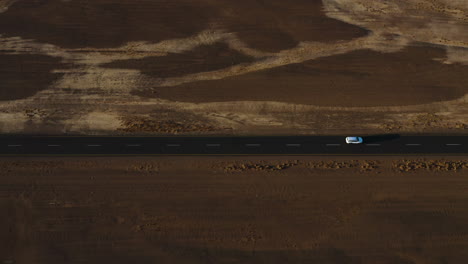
(345, 136, 363, 144)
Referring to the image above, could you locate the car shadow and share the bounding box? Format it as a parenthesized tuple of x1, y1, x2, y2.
(363, 134, 400, 144)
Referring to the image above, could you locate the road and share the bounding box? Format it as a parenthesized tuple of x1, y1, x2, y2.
(0, 135, 466, 155)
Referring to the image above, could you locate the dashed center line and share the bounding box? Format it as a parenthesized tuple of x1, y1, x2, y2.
(1, 139, 466, 154)
(126, 144, 142, 147)
(286, 144, 301, 147)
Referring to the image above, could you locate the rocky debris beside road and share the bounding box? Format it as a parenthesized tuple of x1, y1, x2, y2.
(221, 160, 380, 173)
(359, 160, 380, 172)
(394, 159, 468, 172)
(381, 113, 467, 131)
(126, 162, 159, 174)
(0, 160, 64, 175)
(308, 160, 358, 169)
(307, 160, 379, 172)
(223, 160, 300, 173)
(119, 117, 224, 134)
(24, 108, 47, 118)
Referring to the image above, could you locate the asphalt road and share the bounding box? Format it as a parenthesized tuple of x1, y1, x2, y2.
(0, 135, 466, 155)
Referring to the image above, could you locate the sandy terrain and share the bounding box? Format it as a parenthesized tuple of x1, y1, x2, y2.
(0, 0, 467, 135)
(1, 156, 468, 263)
(140, 46, 468, 107)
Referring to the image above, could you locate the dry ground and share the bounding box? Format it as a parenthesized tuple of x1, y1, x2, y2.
(1, 156, 468, 263)
(0, 0, 467, 135)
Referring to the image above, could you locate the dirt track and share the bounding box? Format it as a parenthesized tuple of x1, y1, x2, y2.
(2, 156, 468, 263)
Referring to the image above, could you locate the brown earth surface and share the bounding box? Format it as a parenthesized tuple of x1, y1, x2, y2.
(0, 0, 367, 51)
(0, 54, 69, 101)
(103, 43, 255, 79)
(0, 0, 467, 135)
(2, 156, 468, 263)
(141, 45, 468, 107)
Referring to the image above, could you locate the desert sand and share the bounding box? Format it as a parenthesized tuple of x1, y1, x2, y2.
(0, 0, 467, 135)
(1, 156, 468, 263)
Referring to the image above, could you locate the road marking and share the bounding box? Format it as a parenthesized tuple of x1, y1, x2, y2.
(47, 145, 61, 147)
(7, 145, 22, 147)
(326, 144, 341, 146)
(366, 144, 381, 146)
(286, 144, 301, 147)
(446, 144, 462, 146)
(206, 144, 221, 147)
(126, 144, 141, 147)
(87, 144, 102, 147)
(245, 144, 261, 147)
(405, 144, 422, 146)
(166, 144, 181, 147)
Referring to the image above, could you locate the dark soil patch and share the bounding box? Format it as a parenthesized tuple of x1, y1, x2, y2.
(0, 0, 368, 51)
(0, 0, 216, 49)
(0, 54, 69, 101)
(220, 0, 369, 52)
(102, 43, 256, 78)
(140, 45, 468, 107)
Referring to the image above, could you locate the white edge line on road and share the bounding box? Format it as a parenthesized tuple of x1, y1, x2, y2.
(7, 145, 22, 147)
(446, 144, 462, 146)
